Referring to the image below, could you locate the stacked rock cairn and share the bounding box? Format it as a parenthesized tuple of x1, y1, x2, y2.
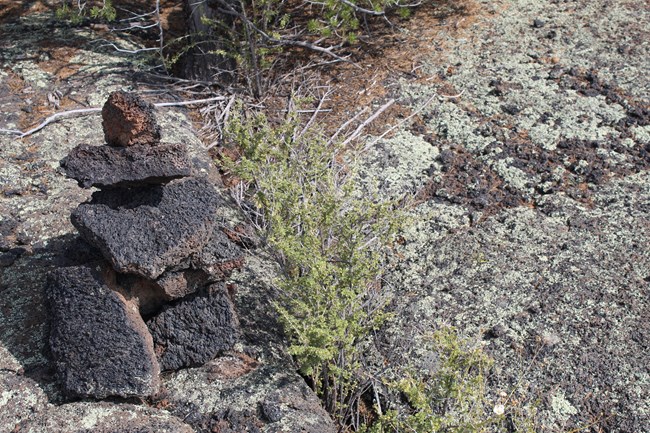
(48, 91, 248, 399)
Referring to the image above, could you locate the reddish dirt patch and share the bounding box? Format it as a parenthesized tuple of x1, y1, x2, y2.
(256, 0, 483, 138)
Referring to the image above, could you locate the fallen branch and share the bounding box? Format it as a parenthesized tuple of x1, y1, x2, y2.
(154, 96, 228, 107)
(339, 0, 385, 16)
(342, 99, 395, 146)
(297, 88, 332, 139)
(0, 96, 229, 139)
(328, 107, 369, 145)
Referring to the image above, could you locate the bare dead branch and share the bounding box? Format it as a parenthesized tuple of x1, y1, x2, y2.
(339, 0, 385, 16)
(328, 107, 369, 145)
(364, 91, 448, 149)
(0, 96, 229, 139)
(296, 87, 332, 139)
(342, 99, 395, 146)
(97, 42, 159, 54)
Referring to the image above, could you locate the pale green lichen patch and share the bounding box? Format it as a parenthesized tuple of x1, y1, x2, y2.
(357, 129, 439, 198)
(551, 391, 578, 419)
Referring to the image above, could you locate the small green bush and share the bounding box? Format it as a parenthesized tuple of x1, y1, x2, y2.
(55, 0, 116, 24)
(220, 103, 539, 432)
(365, 327, 537, 433)
(222, 102, 401, 422)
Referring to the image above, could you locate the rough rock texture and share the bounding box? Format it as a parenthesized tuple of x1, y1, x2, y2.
(115, 269, 213, 317)
(352, 0, 650, 431)
(16, 402, 193, 433)
(61, 143, 192, 189)
(102, 91, 161, 147)
(0, 372, 49, 431)
(71, 177, 222, 279)
(190, 226, 245, 279)
(153, 269, 210, 301)
(47, 263, 160, 398)
(147, 283, 240, 371)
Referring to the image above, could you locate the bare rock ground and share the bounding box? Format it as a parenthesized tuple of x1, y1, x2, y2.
(359, 0, 649, 431)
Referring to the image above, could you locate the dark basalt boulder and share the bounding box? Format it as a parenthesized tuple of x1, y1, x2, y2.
(102, 91, 161, 147)
(71, 177, 223, 279)
(147, 283, 240, 371)
(61, 143, 192, 189)
(47, 263, 160, 399)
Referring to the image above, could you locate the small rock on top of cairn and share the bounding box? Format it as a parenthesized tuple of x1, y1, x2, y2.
(102, 91, 162, 147)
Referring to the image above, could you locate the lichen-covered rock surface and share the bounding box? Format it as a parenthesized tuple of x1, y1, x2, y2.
(0, 10, 335, 433)
(1, 0, 647, 432)
(356, 0, 650, 431)
(15, 402, 195, 433)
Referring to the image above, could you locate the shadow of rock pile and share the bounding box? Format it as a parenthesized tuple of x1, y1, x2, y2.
(48, 91, 246, 399)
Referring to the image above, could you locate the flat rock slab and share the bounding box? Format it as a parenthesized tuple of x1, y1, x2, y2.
(148, 283, 240, 371)
(61, 143, 192, 188)
(0, 372, 48, 432)
(47, 263, 160, 399)
(16, 402, 193, 433)
(71, 177, 222, 279)
(102, 91, 161, 147)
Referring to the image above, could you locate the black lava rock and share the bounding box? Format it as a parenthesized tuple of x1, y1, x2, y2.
(102, 91, 161, 147)
(61, 143, 192, 189)
(71, 177, 223, 279)
(47, 263, 160, 398)
(147, 283, 240, 371)
(190, 226, 244, 279)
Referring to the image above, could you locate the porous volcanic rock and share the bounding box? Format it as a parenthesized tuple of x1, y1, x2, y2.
(15, 402, 193, 433)
(153, 268, 210, 301)
(147, 283, 240, 371)
(71, 177, 223, 279)
(47, 263, 160, 398)
(116, 269, 211, 316)
(190, 226, 245, 279)
(60, 143, 192, 188)
(102, 91, 161, 147)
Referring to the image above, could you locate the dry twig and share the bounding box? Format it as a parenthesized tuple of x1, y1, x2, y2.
(0, 96, 228, 139)
(342, 99, 395, 146)
(364, 90, 464, 149)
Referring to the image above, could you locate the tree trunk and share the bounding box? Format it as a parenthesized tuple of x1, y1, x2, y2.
(173, 0, 235, 83)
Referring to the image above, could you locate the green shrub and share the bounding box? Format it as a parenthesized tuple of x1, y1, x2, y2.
(220, 103, 539, 432)
(222, 102, 401, 423)
(365, 327, 538, 433)
(55, 0, 116, 24)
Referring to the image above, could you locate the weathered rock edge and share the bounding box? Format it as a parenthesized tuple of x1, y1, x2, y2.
(61, 142, 192, 189)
